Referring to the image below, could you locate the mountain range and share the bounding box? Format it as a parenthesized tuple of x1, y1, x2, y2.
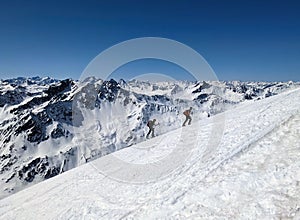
(0, 76, 299, 199)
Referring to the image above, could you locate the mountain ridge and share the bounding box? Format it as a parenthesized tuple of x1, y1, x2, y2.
(0, 85, 299, 219)
(0, 77, 299, 199)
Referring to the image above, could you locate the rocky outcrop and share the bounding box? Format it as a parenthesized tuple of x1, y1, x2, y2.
(0, 77, 298, 199)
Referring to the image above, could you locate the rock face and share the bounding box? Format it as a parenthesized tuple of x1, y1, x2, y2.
(0, 76, 298, 199)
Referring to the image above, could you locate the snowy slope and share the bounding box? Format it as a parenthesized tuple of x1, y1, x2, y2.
(1, 77, 298, 200)
(0, 87, 299, 219)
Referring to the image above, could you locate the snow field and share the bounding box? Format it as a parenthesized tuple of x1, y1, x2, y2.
(0, 88, 300, 219)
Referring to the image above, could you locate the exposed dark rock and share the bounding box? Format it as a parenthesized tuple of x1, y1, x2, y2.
(192, 81, 211, 93)
(44, 167, 60, 179)
(0, 89, 25, 107)
(195, 93, 209, 101)
(51, 124, 70, 139)
(0, 77, 296, 200)
(45, 79, 73, 97)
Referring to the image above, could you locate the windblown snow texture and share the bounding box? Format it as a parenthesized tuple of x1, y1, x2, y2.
(0, 76, 299, 199)
(0, 84, 299, 219)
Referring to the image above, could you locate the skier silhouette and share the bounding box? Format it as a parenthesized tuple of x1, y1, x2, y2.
(182, 107, 192, 126)
(146, 119, 158, 138)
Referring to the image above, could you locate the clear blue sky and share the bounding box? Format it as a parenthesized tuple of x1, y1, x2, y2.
(0, 0, 299, 81)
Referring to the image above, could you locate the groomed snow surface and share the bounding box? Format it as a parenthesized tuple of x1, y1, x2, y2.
(0, 88, 300, 219)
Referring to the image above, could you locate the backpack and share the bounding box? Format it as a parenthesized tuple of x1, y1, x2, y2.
(147, 120, 152, 127)
(183, 110, 189, 116)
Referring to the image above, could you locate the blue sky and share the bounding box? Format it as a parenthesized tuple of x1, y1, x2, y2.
(0, 0, 299, 81)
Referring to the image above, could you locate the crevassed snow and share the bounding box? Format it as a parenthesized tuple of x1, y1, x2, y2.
(0, 88, 300, 219)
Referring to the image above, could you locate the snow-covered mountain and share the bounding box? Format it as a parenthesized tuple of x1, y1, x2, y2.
(0, 84, 299, 219)
(0, 76, 299, 200)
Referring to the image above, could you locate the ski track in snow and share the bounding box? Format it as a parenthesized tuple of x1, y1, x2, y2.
(0, 88, 300, 219)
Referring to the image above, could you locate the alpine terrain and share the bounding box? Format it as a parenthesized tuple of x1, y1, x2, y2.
(0, 77, 299, 218)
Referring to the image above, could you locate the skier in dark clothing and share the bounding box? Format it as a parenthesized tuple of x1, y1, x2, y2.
(146, 119, 157, 138)
(182, 107, 192, 126)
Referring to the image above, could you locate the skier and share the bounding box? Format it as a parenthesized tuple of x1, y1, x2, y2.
(146, 119, 158, 138)
(182, 107, 192, 126)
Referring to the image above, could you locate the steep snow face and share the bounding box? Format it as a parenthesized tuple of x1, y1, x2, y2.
(0, 87, 299, 219)
(0, 77, 299, 200)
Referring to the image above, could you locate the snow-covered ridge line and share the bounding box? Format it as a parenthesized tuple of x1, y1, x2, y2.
(0, 77, 299, 200)
(204, 89, 300, 180)
(0, 84, 300, 219)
